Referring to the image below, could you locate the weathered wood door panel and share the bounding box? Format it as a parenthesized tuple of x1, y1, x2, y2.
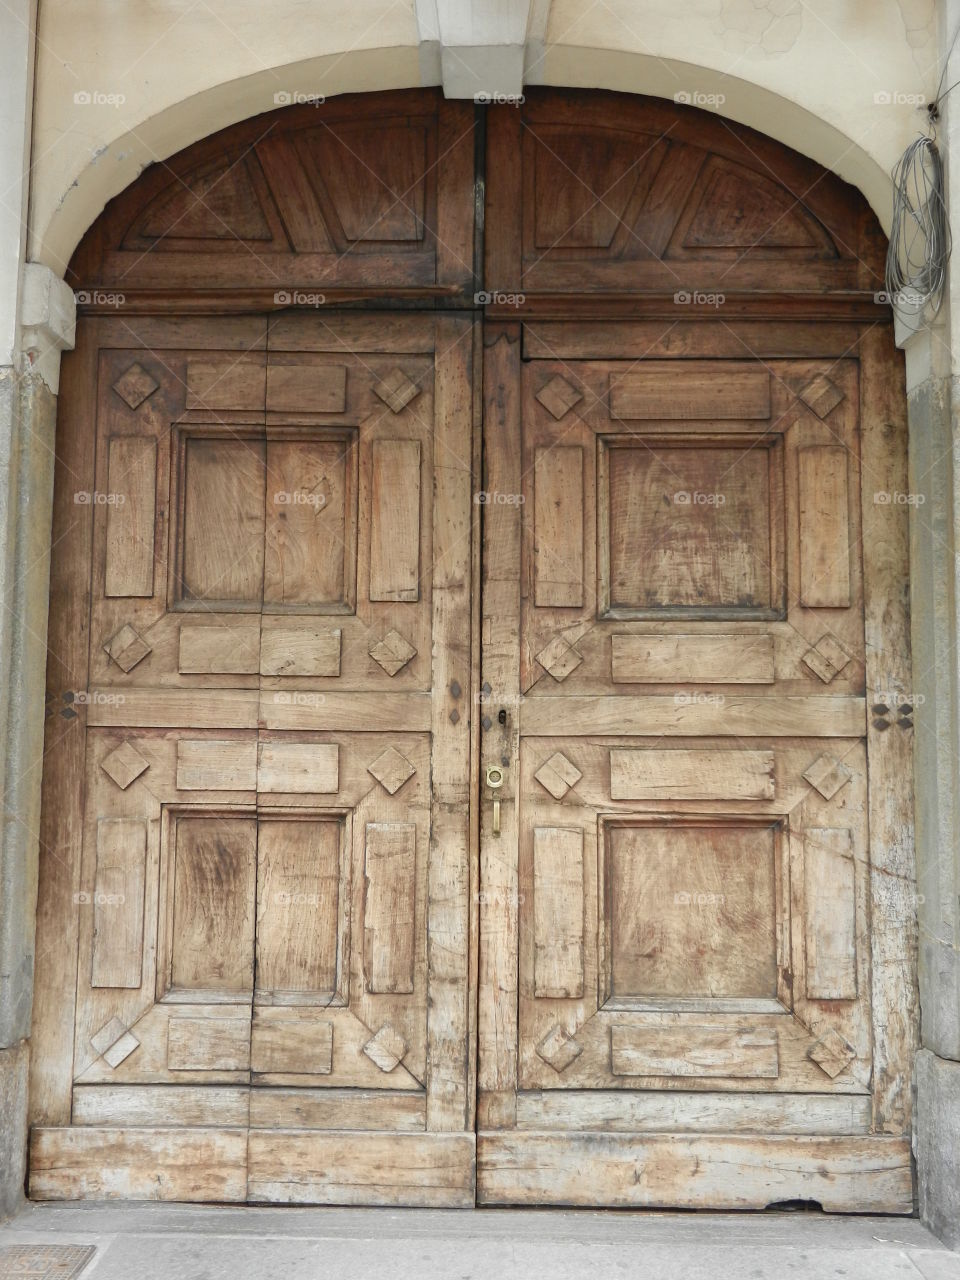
(476, 328, 916, 1213)
(31, 312, 476, 1204)
(31, 88, 916, 1211)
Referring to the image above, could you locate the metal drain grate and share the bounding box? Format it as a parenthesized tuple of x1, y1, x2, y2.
(0, 1245, 96, 1279)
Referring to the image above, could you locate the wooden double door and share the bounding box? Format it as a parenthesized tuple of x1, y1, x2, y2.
(29, 90, 916, 1210)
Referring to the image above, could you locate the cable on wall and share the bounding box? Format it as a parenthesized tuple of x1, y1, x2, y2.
(885, 132, 950, 329)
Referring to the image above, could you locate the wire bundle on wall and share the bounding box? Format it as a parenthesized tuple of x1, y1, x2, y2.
(885, 132, 950, 328)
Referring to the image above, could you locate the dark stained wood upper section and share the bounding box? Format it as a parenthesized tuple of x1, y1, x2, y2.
(68, 90, 477, 297)
(69, 88, 887, 309)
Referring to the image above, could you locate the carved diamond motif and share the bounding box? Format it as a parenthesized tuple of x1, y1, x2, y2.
(363, 1023, 407, 1072)
(536, 635, 583, 682)
(369, 629, 417, 677)
(802, 753, 853, 801)
(799, 373, 844, 419)
(536, 375, 583, 421)
(536, 1024, 583, 1073)
(374, 367, 420, 414)
(534, 751, 582, 800)
(103, 623, 152, 673)
(802, 635, 851, 684)
(90, 1015, 140, 1068)
(100, 741, 149, 790)
(808, 1028, 856, 1078)
(367, 746, 416, 796)
(112, 362, 159, 410)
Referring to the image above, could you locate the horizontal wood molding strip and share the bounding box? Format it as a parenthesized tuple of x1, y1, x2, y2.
(520, 695, 866, 737)
(514, 1091, 872, 1134)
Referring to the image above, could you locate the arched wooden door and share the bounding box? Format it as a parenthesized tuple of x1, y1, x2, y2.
(29, 89, 917, 1211)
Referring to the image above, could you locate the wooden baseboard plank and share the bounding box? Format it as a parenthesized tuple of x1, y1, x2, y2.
(477, 1133, 913, 1212)
(30, 1127, 247, 1201)
(247, 1131, 475, 1206)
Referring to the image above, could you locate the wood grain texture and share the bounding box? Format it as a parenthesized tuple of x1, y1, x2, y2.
(246, 1132, 475, 1206)
(803, 828, 856, 1000)
(369, 439, 421, 603)
(104, 436, 156, 597)
(610, 1027, 779, 1078)
(609, 748, 775, 800)
(610, 633, 775, 684)
(477, 1134, 913, 1212)
(532, 826, 584, 999)
(858, 325, 918, 1134)
(534, 446, 583, 607)
(798, 446, 851, 607)
(610, 366, 771, 420)
(30, 1127, 248, 1201)
(363, 822, 417, 995)
(256, 742, 339, 793)
(170, 816, 257, 993)
(255, 819, 341, 997)
(90, 818, 146, 989)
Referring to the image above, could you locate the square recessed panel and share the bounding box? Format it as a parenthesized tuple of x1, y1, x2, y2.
(174, 427, 357, 612)
(599, 437, 784, 618)
(604, 818, 779, 1002)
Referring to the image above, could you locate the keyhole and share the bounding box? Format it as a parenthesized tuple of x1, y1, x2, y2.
(498, 709, 507, 724)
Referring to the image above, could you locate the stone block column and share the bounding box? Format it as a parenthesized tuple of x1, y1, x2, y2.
(0, 0, 75, 1218)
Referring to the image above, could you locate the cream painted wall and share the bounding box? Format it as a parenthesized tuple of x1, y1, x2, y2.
(28, 0, 937, 270)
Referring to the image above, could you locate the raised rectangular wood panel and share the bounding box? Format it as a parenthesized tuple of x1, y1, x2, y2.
(264, 438, 350, 607)
(363, 822, 417, 995)
(610, 1027, 779, 1078)
(185, 358, 265, 410)
(175, 739, 258, 790)
(266, 362, 347, 412)
(534, 446, 583, 607)
(610, 367, 771, 420)
(255, 819, 341, 997)
(104, 436, 156, 597)
(369, 439, 421, 602)
(180, 438, 265, 604)
(256, 742, 339, 793)
(803, 828, 857, 1000)
(610, 633, 775, 683)
(609, 748, 775, 800)
(604, 821, 778, 1000)
(250, 1015, 334, 1075)
(178, 622, 261, 674)
(166, 1017, 252, 1072)
(259, 623, 341, 676)
(601, 439, 779, 615)
(91, 818, 146, 988)
(532, 826, 584, 998)
(798, 446, 851, 608)
(169, 816, 257, 993)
